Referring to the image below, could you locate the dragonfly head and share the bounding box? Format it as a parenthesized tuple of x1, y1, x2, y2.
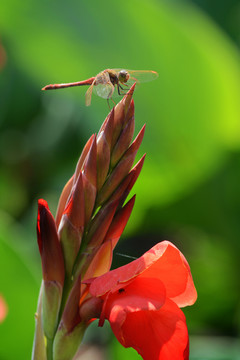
(118, 70, 130, 83)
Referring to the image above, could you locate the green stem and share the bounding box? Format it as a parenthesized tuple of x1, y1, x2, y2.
(31, 283, 47, 360)
(46, 338, 53, 360)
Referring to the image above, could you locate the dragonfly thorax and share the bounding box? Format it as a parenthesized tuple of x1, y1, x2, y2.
(118, 70, 130, 83)
(108, 71, 119, 86)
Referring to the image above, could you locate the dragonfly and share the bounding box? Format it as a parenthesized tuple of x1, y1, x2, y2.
(42, 69, 158, 106)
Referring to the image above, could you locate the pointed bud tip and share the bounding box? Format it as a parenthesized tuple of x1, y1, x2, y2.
(63, 171, 85, 230)
(137, 123, 146, 140)
(125, 194, 136, 211)
(129, 153, 146, 185)
(127, 124, 146, 155)
(123, 83, 136, 113)
(37, 199, 65, 285)
(131, 193, 136, 201)
(37, 199, 50, 251)
(74, 134, 95, 184)
(130, 82, 137, 91)
(83, 134, 97, 187)
(38, 198, 49, 210)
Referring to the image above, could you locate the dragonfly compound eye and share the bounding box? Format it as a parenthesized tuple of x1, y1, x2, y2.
(119, 70, 130, 83)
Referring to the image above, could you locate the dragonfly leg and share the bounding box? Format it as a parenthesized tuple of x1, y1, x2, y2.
(117, 85, 121, 95)
(111, 98, 116, 106)
(107, 98, 116, 109)
(107, 98, 111, 110)
(117, 84, 128, 95)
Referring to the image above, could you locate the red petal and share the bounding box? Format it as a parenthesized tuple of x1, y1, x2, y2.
(169, 251, 197, 307)
(101, 277, 166, 328)
(89, 241, 197, 307)
(138, 242, 197, 307)
(109, 298, 189, 360)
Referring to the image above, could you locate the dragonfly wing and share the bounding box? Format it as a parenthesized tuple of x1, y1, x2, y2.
(127, 70, 159, 83)
(94, 82, 115, 99)
(95, 71, 111, 85)
(91, 71, 114, 99)
(85, 73, 115, 104)
(85, 83, 94, 106)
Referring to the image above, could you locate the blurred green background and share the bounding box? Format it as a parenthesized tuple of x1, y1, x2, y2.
(0, 0, 240, 359)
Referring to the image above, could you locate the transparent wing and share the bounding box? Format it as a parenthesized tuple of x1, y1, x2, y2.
(85, 83, 94, 106)
(95, 70, 111, 85)
(91, 71, 115, 99)
(128, 70, 158, 83)
(93, 82, 115, 99)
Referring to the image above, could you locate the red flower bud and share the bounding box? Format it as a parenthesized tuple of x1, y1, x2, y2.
(96, 130, 111, 190)
(63, 172, 85, 231)
(55, 175, 74, 230)
(111, 114, 135, 168)
(73, 199, 119, 281)
(97, 107, 114, 150)
(82, 135, 97, 223)
(111, 84, 135, 146)
(61, 276, 81, 332)
(108, 154, 145, 207)
(37, 199, 65, 286)
(96, 125, 145, 205)
(74, 134, 95, 184)
(58, 173, 85, 276)
(86, 199, 119, 249)
(81, 196, 136, 282)
(103, 195, 136, 250)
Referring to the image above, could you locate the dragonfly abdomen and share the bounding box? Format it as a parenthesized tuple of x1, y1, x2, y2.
(42, 77, 95, 91)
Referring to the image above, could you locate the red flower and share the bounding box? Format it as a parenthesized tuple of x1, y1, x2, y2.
(88, 241, 197, 360)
